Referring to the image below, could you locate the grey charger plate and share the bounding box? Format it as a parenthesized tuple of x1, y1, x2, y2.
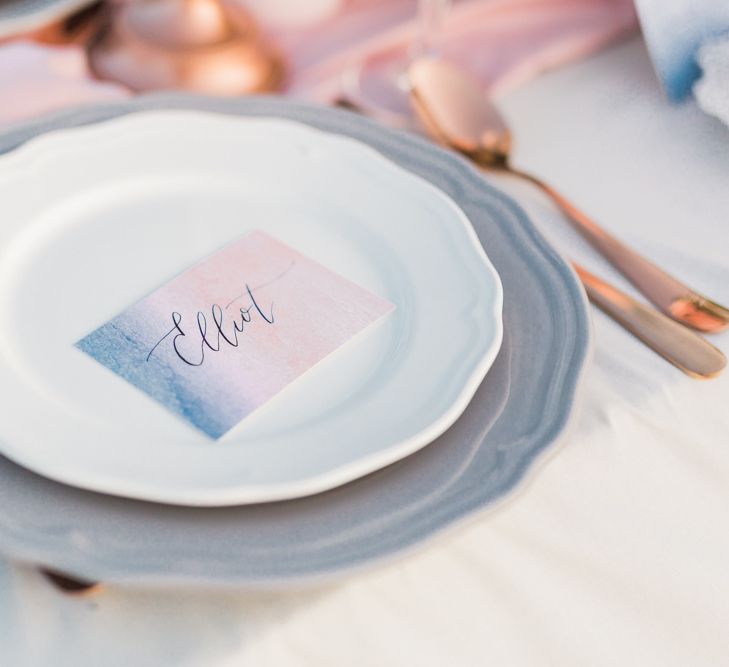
(0, 96, 591, 587)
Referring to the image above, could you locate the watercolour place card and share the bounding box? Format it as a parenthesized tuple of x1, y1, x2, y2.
(76, 231, 395, 438)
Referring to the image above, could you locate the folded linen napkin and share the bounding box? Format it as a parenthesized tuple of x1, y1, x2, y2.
(694, 36, 729, 130)
(634, 0, 729, 101)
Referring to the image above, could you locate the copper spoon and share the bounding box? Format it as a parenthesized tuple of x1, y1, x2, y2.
(408, 57, 729, 334)
(406, 57, 725, 378)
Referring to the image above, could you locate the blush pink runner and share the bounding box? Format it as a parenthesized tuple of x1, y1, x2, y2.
(0, 0, 637, 126)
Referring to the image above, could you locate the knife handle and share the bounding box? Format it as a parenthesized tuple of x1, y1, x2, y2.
(512, 167, 729, 333)
(573, 263, 726, 379)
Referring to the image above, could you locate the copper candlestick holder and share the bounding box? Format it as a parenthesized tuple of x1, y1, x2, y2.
(87, 0, 284, 95)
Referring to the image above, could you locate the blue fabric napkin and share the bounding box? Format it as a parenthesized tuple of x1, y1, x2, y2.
(635, 0, 729, 100)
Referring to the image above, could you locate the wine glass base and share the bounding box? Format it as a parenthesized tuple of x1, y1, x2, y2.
(341, 46, 416, 128)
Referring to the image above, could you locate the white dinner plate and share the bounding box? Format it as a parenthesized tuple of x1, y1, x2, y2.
(0, 96, 590, 585)
(0, 111, 502, 506)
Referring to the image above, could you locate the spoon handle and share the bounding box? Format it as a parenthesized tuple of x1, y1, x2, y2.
(509, 166, 729, 333)
(574, 263, 726, 378)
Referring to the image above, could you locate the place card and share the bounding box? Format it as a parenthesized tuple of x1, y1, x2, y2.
(76, 230, 395, 438)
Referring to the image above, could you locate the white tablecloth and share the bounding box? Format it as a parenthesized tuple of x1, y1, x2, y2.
(3, 37, 729, 666)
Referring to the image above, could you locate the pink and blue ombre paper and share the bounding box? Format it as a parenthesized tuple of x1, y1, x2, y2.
(76, 231, 395, 438)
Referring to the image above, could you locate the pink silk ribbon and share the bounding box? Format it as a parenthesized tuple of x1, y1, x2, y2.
(0, 0, 637, 127)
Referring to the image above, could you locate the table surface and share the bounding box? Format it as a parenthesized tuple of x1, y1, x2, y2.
(2, 36, 729, 667)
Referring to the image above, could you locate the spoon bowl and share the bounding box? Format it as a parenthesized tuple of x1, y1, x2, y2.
(409, 57, 511, 166)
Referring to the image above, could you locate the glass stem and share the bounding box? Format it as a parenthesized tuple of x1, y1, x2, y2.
(411, 0, 452, 60)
